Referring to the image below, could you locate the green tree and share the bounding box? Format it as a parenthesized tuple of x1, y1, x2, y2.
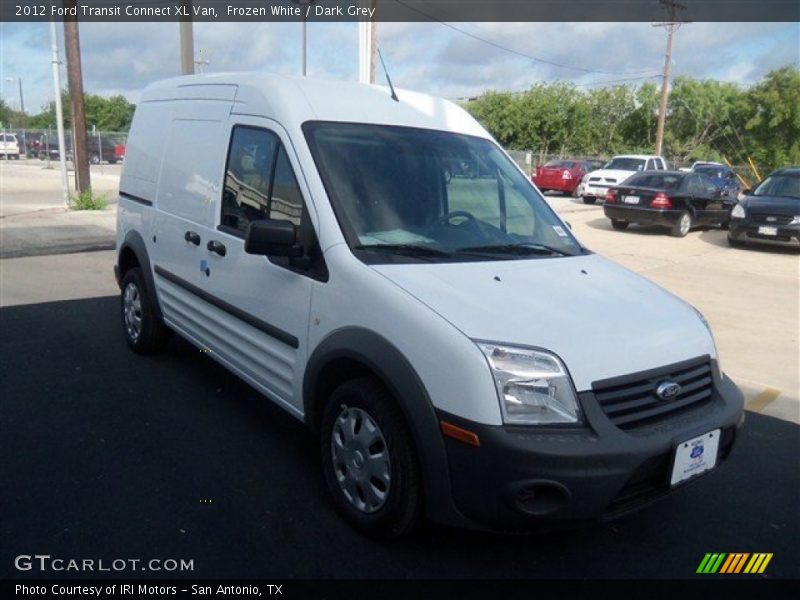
(745, 66, 800, 172)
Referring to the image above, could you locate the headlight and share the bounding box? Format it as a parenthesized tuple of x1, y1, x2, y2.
(477, 343, 582, 425)
(790, 216, 800, 225)
(731, 204, 746, 219)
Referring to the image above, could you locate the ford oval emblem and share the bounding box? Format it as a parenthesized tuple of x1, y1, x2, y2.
(656, 381, 682, 401)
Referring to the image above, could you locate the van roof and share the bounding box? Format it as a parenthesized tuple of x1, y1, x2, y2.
(139, 72, 490, 139)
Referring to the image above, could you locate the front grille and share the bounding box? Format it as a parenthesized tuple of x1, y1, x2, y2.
(604, 177, 617, 183)
(749, 213, 793, 224)
(593, 356, 714, 430)
(589, 177, 601, 182)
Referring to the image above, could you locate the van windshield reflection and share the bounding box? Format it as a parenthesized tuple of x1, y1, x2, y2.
(303, 122, 583, 262)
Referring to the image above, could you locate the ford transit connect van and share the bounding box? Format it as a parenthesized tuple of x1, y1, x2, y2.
(115, 74, 744, 537)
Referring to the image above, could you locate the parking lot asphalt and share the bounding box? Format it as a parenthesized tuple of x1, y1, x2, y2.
(1, 294, 798, 579)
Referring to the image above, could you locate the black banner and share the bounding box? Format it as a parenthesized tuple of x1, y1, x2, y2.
(3, 579, 799, 600)
(2, 0, 799, 23)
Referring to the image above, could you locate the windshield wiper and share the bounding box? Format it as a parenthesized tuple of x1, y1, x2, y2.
(353, 243, 453, 258)
(456, 243, 573, 257)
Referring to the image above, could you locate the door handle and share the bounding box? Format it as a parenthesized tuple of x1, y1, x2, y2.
(184, 231, 201, 246)
(207, 240, 227, 257)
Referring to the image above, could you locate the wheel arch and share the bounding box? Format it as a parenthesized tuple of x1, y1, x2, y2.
(117, 230, 163, 322)
(303, 327, 463, 526)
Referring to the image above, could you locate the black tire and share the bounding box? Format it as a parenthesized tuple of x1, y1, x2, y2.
(320, 376, 422, 538)
(670, 211, 692, 237)
(90, 154, 100, 165)
(120, 267, 168, 354)
(611, 219, 629, 230)
(582, 196, 596, 205)
(727, 234, 744, 248)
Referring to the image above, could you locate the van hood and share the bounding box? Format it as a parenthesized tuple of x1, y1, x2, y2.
(372, 254, 715, 392)
(586, 169, 638, 184)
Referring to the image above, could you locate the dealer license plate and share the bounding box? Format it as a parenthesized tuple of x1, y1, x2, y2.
(758, 225, 778, 236)
(671, 429, 720, 486)
(623, 195, 640, 204)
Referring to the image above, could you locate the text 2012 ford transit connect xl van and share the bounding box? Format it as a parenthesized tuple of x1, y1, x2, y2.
(115, 73, 744, 537)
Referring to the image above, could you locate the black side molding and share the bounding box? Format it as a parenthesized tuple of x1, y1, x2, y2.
(153, 265, 299, 349)
(119, 191, 153, 207)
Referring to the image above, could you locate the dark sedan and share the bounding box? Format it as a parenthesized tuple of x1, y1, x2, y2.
(603, 171, 736, 237)
(728, 167, 800, 249)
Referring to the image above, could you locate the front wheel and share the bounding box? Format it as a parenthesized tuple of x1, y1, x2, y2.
(582, 196, 597, 205)
(120, 267, 168, 354)
(727, 234, 744, 248)
(611, 219, 629, 230)
(320, 376, 422, 538)
(670, 211, 692, 237)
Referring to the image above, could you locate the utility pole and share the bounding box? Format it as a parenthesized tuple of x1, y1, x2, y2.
(63, 1, 91, 194)
(369, 1, 377, 83)
(180, 0, 194, 75)
(358, 0, 377, 84)
(49, 19, 69, 208)
(653, 0, 686, 156)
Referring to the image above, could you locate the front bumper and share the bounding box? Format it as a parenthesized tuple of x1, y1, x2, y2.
(604, 204, 682, 227)
(582, 184, 610, 199)
(729, 219, 800, 246)
(438, 368, 744, 531)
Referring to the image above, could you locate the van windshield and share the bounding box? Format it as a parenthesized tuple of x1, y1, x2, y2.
(303, 122, 583, 263)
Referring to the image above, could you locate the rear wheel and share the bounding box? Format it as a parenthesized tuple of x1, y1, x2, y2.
(611, 219, 629, 230)
(90, 154, 100, 165)
(320, 376, 422, 538)
(120, 267, 168, 354)
(582, 196, 597, 205)
(670, 211, 692, 237)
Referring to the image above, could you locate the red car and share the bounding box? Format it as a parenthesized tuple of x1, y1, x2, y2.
(532, 159, 590, 196)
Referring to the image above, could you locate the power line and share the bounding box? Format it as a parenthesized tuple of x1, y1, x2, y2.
(394, 0, 656, 77)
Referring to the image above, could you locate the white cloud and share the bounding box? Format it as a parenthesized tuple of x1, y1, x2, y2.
(0, 21, 796, 114)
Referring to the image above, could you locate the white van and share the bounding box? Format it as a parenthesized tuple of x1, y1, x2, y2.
(115, 73, 744, 537)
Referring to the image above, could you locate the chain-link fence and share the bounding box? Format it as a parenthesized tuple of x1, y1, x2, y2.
(0, 127, 128, 166)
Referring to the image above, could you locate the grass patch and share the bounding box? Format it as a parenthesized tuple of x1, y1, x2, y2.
(70, 188, 107, 211)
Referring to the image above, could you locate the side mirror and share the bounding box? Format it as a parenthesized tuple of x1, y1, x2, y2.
(245, 219, 303, 257)
(742, 188, 752, 196)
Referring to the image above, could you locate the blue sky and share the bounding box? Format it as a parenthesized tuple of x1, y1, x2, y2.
(0, 21, 797, 114)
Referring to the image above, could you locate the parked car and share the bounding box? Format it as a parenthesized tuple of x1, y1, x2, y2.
(728, 167, 800, 249)
(679, 160, 724, 173)
(0, 133, 20, 159)
(39, 135, 121, 164)
(603, 170, 735, 237)
(116, 73, 744, 537)
(532, 159, 591, 196)
(581, 154, 668, 204)
(693, 164, 740, 199)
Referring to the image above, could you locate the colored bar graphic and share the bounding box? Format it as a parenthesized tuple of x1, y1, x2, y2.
(698, 552, 772, 574)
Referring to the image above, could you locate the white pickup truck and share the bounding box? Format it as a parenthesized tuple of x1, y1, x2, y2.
(579, 154, 668, 204)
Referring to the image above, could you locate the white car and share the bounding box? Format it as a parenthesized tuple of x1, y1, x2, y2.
(115, 73, 744, 537)
(0, 133, 20, 159)
(580, 154, 668, 204)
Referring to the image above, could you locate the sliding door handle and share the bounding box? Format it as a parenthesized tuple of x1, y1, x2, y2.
(184, 231, 201, 246)
(207, 240, 227, 257)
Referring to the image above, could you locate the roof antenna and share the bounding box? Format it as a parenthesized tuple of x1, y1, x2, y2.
(377, 47, 399, 102)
